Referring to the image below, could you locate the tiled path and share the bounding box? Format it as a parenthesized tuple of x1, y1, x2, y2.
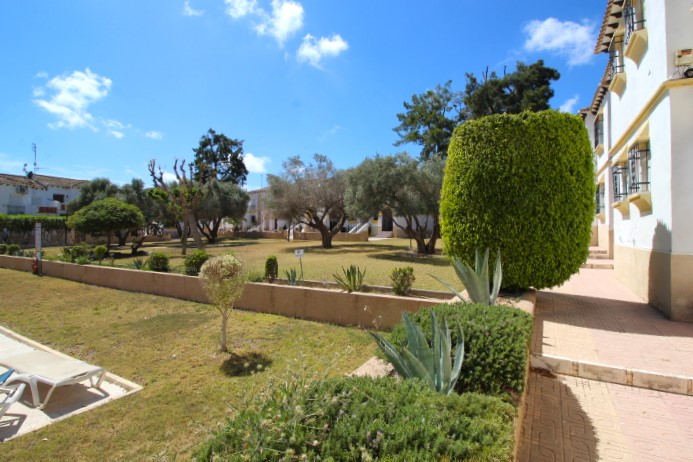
(518, 268, 693, 461)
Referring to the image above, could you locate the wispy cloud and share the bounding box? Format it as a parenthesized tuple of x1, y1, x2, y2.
(145, 130, 164, 140)
(523, 18, 595, 66)
(183, 0, 204, 16)
(225, 0, 258, 18)
(244, 153, 270, 173)
(254, 0, 304, 47)
(559, 95, 580, 113)
(297, 34, 348, 68)
(104, 119, 127, 138)
(34, 68, 112, 130)
(318, 124, 342, 142)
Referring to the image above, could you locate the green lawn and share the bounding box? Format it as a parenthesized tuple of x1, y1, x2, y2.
(0, 269, 375, 461)
(48, 237, 459, 291)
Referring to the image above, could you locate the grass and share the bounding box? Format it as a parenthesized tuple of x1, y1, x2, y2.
(0, 269, 375, 461)
(45, 237, 461, 291)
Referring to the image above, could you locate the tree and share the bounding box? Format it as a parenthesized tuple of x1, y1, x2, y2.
(195, 180, 249, 243)
(66, 198, 145, 249)
(345, 153, 444, 254)
(119, 179, 161, 252)
(267, 154, 347, 249)
(67, 178, 119, 215)
(393, 81, 463, 161)
(200, 255, 246, 353)
(149, 159, 205, 255)
(193, 128, 248, 185)
(462, 60, 560, 119)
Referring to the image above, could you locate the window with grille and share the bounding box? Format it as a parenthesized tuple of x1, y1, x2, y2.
(624, 0, 646, 46)
(628, 142, 650, 193)
(595, 183, 605, 215)
(609, 35, 625, 80)
(593, 114, 604, 149)
(613, 164, 629, 202)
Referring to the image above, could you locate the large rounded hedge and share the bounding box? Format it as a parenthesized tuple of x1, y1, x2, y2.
(441, 110, 594, 290)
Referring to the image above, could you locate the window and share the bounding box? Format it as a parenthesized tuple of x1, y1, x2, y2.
(595, 183, 605, 215)
(613, 164, 629, 202)
(593, 114, 604, 149)
(609, 35, 625, 81)
(624, 0, 646, 47)
(52, 193, 65, 202)
(628, 142, 650, 193)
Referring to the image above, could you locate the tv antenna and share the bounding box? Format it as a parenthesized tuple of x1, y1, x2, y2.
(23, 143, 40, 177)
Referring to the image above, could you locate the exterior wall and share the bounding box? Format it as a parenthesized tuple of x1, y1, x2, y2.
(0, 184, 80, 216)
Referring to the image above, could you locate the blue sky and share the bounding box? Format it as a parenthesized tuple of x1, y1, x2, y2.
(0, 1, 607, 190)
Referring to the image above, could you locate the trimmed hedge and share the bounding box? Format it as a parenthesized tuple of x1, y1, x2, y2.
(196, 376, 515, 461)
(440, 110, 594, 290)
(0, 214, 67, 232)
(147, 252, 170, 272)
(184, 250, 209, 276)
(389, 303, 533, 396)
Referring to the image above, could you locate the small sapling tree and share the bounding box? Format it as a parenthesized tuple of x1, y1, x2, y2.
(199, 255, 246, 352)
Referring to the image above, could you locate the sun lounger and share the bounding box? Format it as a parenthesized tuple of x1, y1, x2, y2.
(1, 351, 105, 409)
(0, 383, 26, 420)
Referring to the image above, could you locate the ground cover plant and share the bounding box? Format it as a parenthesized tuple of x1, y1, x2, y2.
(197, 376, 515, 461)
(40, 237, 460, 291)
(0, 269, 374, 461)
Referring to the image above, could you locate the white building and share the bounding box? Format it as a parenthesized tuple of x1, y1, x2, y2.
(0, 173, 87, 216)
(584, 0, 693, 320)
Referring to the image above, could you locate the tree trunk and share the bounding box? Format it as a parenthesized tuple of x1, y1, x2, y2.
(184, 210, 204, 251)
(220, 311, 229, 352)
(115, 230, 130, 247)
(180, 220, 189, 256)
(320, 231, 333, 249)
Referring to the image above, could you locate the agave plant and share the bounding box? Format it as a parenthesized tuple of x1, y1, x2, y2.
(333, 265, 366, 292)
(285, 268, 302, 286)
(370, 311, 464, 395)
(431, 248, 502, 306)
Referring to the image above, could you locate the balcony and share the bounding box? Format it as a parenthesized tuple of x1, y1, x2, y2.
(6, 205, 26, 215)
(608, 36, 626, 97)
(624, 1, 647, 64)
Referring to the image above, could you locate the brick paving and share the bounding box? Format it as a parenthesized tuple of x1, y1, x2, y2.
(519, 267, 693, 461)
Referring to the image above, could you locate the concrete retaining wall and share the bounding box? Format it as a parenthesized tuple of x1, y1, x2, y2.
(0, 255, 445, 330)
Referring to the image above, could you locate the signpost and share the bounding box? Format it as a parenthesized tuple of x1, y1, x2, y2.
(34, 222, 42, 276)
(294, 249, 304, 280)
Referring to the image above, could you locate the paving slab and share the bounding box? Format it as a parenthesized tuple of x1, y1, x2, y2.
(533, 268, 693, 383)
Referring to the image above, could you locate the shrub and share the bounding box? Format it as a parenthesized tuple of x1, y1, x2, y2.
(284, 268, 301, 286)
(147, 252, 170, 272)
(24, 249, 35, 258)
(196, 376, 515, 461)
(431, 249, 502, 305)
(0, 244, 7, 255)
(264, 255, 279, 282)
(333, 265, 366, 292)
(441, 110, 594, 290)
(388, 303, 532, 396)
(390, 266, 415, 296)
(93, 245, 108, 264)
(7, 244, 21, 256)
(184, 250, 209, 276)
(62, 245, 90, 263)
(129, 258, 145, 270)
(246, 271, 264, 283)
(200, 255, 246, 352)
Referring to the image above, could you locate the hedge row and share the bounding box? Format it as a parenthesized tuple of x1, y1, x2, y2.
(0, 214, 67, 232)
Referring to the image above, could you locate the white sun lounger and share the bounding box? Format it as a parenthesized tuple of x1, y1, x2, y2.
(1, 351, 105, 409)
(0, 383, 26, 419)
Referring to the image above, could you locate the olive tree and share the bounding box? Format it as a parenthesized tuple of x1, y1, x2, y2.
(66, 198, 145, 249)
(199, 255, 246, 352)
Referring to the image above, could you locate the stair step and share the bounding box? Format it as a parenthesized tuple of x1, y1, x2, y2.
(582, 258, 614, 269)
(588, 253, 611, 260)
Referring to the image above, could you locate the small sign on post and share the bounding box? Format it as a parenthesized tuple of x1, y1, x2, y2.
(294, 249, 304, 280)
(34, 222, 43, 276)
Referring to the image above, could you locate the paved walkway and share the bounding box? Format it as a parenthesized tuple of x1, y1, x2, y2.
(518, 268, 693, 461)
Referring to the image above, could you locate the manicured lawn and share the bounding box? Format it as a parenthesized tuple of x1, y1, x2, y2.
(0, 269, 375, 461)
(46, 237, 459, 291)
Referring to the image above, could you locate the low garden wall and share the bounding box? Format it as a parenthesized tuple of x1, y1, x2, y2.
(0, 255, 446, 330)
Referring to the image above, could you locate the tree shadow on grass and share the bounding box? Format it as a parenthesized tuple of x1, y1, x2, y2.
(279, 242, 405, 255)
(367, 251, 451, 267)
(220, 351, 273, 377)
(127, 312, 214, 336)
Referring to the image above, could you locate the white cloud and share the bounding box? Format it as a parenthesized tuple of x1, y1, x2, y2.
(523, 18, 595, 66)
(225, 0, 257, 18)
(109, 130, 125, 139)
(255, 0, 304, 46)
(318, 124, 342, 141)
(297, 34, 348, 68)
(34, 68, 112, 130)
(145, 130, 164, 140)
(244, 153, 270, 173)
(162, 171, 178, 183)
(183, 0, 204, 16)
(34, 71, 48, 79)
(559, 95, 580, 113)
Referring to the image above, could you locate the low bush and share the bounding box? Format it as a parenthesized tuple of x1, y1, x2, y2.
(184, 250, 209, 276)
(147, 252, 170, 272)
(390, 266, 415, 296)
(0, 244, 7, 255)
(196, 376, 515, 461)
(62, 245, 90, 263)
(7, 244, 21, 256)
(93, 245, 108, 264)
(264, 255, 278, 282)
(388, 303, 532, 396)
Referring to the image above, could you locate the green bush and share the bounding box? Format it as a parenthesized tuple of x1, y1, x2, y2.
(62, 245, 91, 263)
(196, 376, 515, 461)
(7, 244, 21, 256)
(0, 214, 66, 232)
(147, 252, 170, 272)
(264, 255, 279, 282)
(390, 266, 415, 296)
(184, 250, 209, 276)
(441, 110, 594, 290)
(389, 303, 532, 396)
(0, 244, 7, 255)
(93, 245, 108, 264)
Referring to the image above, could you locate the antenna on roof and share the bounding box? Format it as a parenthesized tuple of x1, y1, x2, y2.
(32, 143, 38, 173)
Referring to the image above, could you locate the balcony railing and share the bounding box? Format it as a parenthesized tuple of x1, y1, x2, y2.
(613, 165, 629, 202)
(608, 36, 625, 81)
(628, 142, 651, 193)
(6, 205, 26, 215)
(624, 0, 646, 46)
(593, 115, 604, 149)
